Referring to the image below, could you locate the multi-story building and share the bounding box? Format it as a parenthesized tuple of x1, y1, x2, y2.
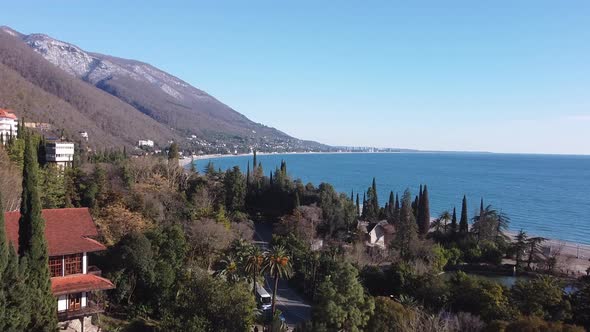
(5, 208, 115, 332)
(0, 108, 18, 143)
(46, 141, 75, 168)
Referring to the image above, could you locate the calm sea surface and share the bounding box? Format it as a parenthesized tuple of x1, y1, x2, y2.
(195, 153, 590, 245)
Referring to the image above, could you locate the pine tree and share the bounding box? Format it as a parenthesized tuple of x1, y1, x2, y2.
(450, 206, 458, 234)
(459, 195, 469, 235)
(18, 134, 57, 330)
(418, 185, 430, 236)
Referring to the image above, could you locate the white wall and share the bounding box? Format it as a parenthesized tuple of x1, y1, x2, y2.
(57, 295, 67, 311)
(82, 252, 87, 274)
(81, 292, 87, 307)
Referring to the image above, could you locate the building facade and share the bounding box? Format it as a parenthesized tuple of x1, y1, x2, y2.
(138, 139, 154, 147)
(5, 208, 115, 332)
(0, 108, 18, 143)
(46, 141, 75, 168)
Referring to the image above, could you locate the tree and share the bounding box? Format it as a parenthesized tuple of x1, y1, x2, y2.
(571, 281, 590, 329)
(393, 189, 418, 261)
(356, 193, 360, 217)
(168, 142, 180, 162)
(18, 134, 57, 330)
(417, 185, 430, 236)
(224, 166, 246, 212)
(263, 245, 293, 317)
(437, 210, 452, 233)
(245, 245, 264, 296)
(450, 207, 457, 234)
(513, 230, 528, 269)
(366, 296, 416, 332)
(510, 275, 571, 321)
(312, 261, 374, 331)
(526, 236, 546, 269)
(2, 245, 31, 331)
(459, 195, 469, 235)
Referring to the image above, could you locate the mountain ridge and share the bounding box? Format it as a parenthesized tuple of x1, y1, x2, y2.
(0, 25, 327, 152)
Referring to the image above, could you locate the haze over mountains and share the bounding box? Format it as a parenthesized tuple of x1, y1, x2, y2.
(0, 26, 326, 152)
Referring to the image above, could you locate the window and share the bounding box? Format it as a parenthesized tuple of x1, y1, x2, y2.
(64, 254, 82, 275)
(68, 293, 82, 311)
(49, 256, 63, 277)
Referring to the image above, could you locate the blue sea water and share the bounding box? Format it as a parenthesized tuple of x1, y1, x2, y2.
(195, 153, 590, 245)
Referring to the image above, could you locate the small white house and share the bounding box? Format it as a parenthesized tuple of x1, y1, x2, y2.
(79, 131, 88, 141)
(366, 220, 396, 249)
(138, 139, 154, 147)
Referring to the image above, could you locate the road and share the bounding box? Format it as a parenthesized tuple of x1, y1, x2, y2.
(253, 222, 312, 327)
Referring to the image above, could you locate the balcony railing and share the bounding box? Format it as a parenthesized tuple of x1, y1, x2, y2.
(86, 265, 102, 276)
(57, 301, 105, 321)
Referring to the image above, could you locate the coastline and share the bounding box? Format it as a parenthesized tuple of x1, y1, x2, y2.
(179, 152, 590, 274)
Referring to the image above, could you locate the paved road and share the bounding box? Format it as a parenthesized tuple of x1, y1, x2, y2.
(254, 222, 312, 327)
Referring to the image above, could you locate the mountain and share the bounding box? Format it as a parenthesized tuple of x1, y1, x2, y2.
(0, 25, 326, 152)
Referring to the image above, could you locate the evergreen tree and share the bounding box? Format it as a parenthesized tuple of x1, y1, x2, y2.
(459, 195, 469, 235)
(295, 192, 300, 208)
(393, 193, 400, 223)
(450, 206, 458, 234)
(350, 190, 354, 202)
(168, 142, 180, 162)
(3, 245, 31, 331)
(387, 191, 395, 220)
(224, 166, 246, 212)
(18, 134, 57, 330)
(418, 185, 430, 236)
(252, 150, 257, 172)
(394, 189, 418, 260)
(356, 193, 360, 216)
(0, 191, 6, 328)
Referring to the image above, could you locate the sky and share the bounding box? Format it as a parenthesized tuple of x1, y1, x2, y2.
(3, 1, 590, 154)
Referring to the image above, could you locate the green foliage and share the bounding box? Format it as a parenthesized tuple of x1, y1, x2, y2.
(167, 142, 179, 161)
(510, 276, 571, 321)
(459, 195, 469, 235)
(17, 134, 57, 330)
(223, 166, 246, 212)
(449, 271, 515, 322)
(571, 280, 590, 329)
(162, 271, 256, 332)
(366, 297, 415, 332)
(39, 164, 65, 208)
(503, 316, 585, 332)
(418, 185, 430, 235)
(312, 261, 375, 332)
(318, 183, 356, 240)
(392, 189, 418, 260)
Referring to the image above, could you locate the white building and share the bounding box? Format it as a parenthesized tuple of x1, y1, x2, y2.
(0, 108, 18, 143)
(79, 131, 88, 141)
(138, 139, 154, 147)
(46, 141, 75, 168)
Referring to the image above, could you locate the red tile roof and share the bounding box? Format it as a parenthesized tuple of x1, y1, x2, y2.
(0, 108, 17, 119)
(4, 208, 107, 256)
(51, 274, 115, 296)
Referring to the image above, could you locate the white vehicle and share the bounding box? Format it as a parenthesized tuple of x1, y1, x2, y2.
(256, 285, 272, 311)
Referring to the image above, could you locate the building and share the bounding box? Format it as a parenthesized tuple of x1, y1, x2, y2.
(79, 131, 89, 141)
(360, 220, 396, 249)
(0, 108, 18, 143)
(138, 139, 154, 147)
(4, 208, 115, 332)
(46, 141, 75, 168)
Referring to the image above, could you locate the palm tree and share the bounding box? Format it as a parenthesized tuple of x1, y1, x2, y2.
(438, 210, 452, 232)
(472, 205, 510, 243)
(245, 245, 264, 295)
(214, 254, 241, 283)
(263, 245, 293, 317)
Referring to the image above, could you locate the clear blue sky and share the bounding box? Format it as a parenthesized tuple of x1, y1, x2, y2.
(3, 1, 590, 154)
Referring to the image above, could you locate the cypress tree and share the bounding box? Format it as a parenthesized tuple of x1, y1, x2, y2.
(451, 206, 457, 234)
(18, 134, 57, 330)
(0, 132, 4, 146)
(388, 191, 394, 216)
(393, 193, 400, 223)
(361, 193, 367, 218)
(350, 190, 354, 202)
(479, 198, 485, 219)
(190, 157, 197, 173)
(246, 162, 250, 186)
(356, 193, 360, 216)
(3, 244, 31, 330)
(459, 195, 469, 234)
(395, 189, 418, 260)
(253, 150, 257, 172)
(419, 185, 430, 236)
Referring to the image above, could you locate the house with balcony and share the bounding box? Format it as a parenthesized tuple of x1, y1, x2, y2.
(46, 141, 75, 168)
(0, 108, 18, 143)
(5, 208, 114, 332)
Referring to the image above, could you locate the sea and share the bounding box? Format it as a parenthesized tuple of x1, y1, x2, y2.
(193, 152, 590, 245)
